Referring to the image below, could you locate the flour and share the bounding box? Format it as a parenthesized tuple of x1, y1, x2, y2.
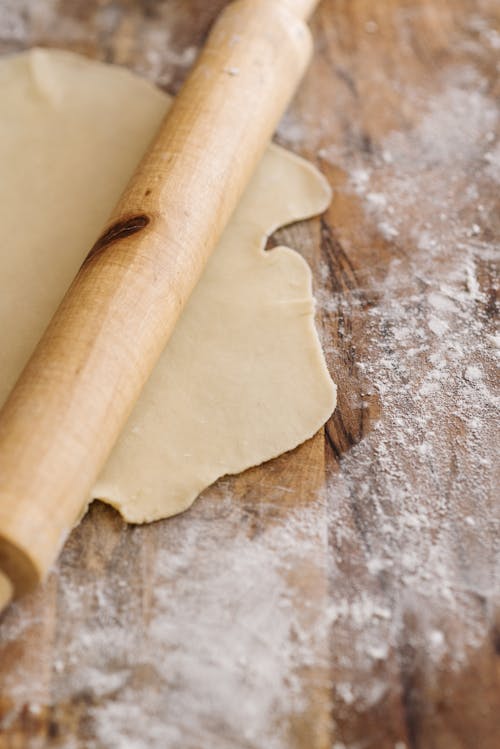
(316, 63, 499, 727)
(1, 491, 332, 749)
(0, 0, 199, 88)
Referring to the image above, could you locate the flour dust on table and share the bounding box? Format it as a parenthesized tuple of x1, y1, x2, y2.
(315, 63, 499, 716)
(0, 490, 331, 749)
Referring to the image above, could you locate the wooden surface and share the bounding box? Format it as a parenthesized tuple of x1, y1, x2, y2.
(0, 1, 499, 748)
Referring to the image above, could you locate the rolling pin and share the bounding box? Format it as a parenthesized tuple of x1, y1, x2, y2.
(0, 0, 320, 614)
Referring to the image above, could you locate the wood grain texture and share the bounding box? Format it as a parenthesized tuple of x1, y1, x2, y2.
(0, 1, 499, 748)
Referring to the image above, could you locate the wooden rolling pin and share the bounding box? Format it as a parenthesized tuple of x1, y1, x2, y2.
(0, 0, 319, 614)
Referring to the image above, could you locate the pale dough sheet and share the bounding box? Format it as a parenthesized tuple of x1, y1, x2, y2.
(0, 49, 336, 523)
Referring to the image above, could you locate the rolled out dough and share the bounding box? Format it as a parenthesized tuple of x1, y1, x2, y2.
(0, 49, 336, 523)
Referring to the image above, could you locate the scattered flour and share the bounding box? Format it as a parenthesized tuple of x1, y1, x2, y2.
(317, 62, 499, 727)
(0, 493, 332, 749)
(0, 0, 199, 88)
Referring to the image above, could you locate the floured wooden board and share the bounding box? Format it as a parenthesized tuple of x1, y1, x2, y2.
(1, 2, 499, 748)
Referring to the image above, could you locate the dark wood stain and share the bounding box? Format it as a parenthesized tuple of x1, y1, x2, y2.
(83, 214, 150, 265)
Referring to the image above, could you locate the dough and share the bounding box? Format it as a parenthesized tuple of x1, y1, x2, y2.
(0, 49, 336, 523)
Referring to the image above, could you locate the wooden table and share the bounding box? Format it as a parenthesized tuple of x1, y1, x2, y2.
(0, 1, 499, 747)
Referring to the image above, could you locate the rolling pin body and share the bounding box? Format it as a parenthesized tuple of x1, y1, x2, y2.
(0, 0, 316, 605)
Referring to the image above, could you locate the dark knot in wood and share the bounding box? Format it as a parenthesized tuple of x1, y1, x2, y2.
(83, 214, 150, 265)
